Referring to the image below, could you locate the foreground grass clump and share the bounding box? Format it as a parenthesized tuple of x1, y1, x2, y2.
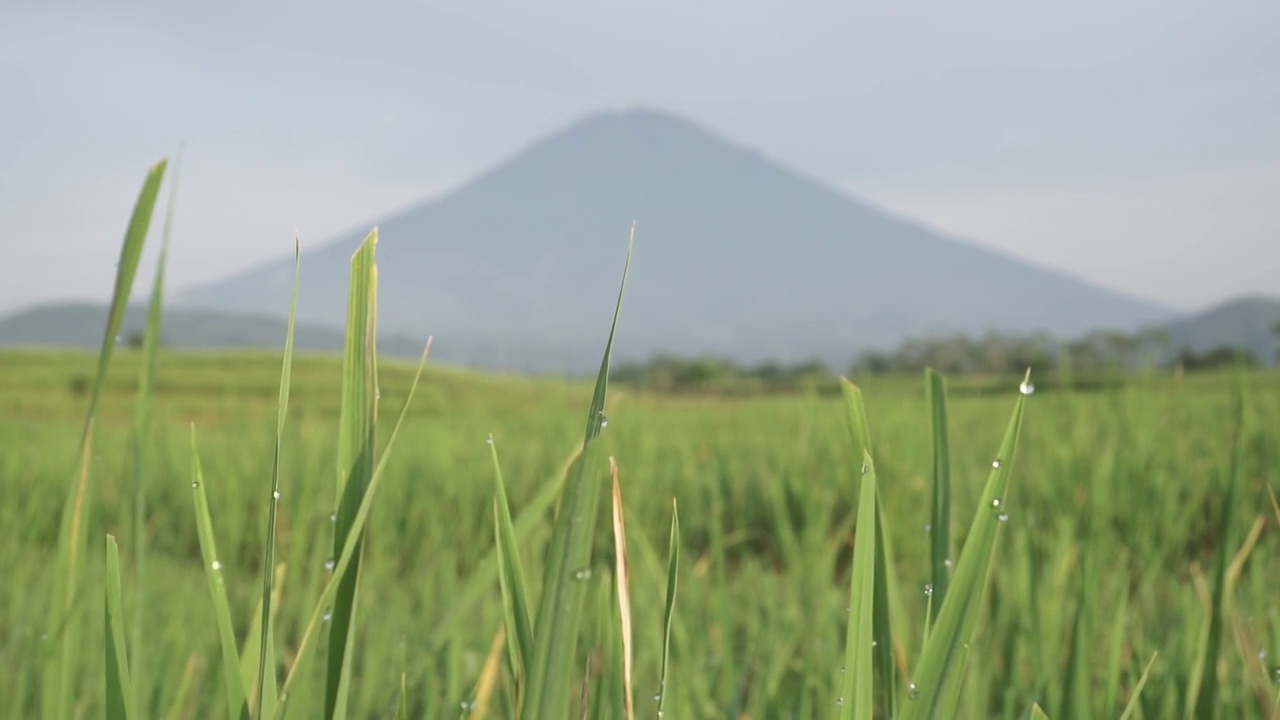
(2, 160, 1279, 718)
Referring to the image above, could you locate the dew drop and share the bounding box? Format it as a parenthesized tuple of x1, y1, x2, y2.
(1019, 379, 1035, 395)
(486, 434, 494, 445)
(329, 512, 337, 522)
(860, 462, 868, 475)
(908, 681, 919, 699)
(837, 696, 844, 705)
(923, 583, 933, 597)
(944, 558, 953, 568)
(574, 568, 592, 580)
(653, 693, 661, 701)
(601, 419, 609, 428)
(323, 611, 332, 623)
(840, 665, 845, 673)
(272, 490, 281, 500)
(998, 512, 1009, 522)
(992, 498, 1002, 508)
(211, 560, 222, 571)
(191, 481, 199, 488)
(924, 523, 932, 534)
(992, 459, 1002, 469)
(871, 640, 877, 647)
(1260, 649, 1269, 660)
(324, 558, 335, 571)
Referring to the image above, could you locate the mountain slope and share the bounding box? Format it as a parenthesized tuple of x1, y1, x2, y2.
(177, 108, 1173, 372)
(1162, 295, 1280, 362)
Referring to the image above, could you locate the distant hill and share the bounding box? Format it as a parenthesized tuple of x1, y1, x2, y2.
(167, 108, 1172, 373)
(1162, 296, 1280, 363)
(4, 294, 1274, 370)
(0, 302, 428, 359)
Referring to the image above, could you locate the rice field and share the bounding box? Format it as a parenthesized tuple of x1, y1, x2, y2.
(2, 160, 1278, 719)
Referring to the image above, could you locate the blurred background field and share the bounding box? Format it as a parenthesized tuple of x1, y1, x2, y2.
(2, 348, 1276, 717)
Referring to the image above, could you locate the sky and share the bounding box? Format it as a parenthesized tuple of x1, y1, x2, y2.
(1, 0, 1277, 315)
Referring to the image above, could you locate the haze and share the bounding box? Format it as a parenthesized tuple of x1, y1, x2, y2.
(1, 0, 1277, 316)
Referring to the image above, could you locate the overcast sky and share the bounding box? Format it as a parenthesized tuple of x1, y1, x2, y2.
(2, 0, 1277, 315)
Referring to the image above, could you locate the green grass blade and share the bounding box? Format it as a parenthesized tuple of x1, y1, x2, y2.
(1030, 703, 1051, 720)
(190, 426, 250, 720)
(1192, 370, 1247, 719)
(256, 238, 301, 720)
(105, 535, 136, 720)
(131, 151, 180, 708)
(1118, 652, 1158, 720)
(841, 379, 899, 714)
(273, 338, 433, 717)
(900, 370, 1031, 720)
(839, 378, 878, 720)
(521, 225, 634, 720)
(655, 498, 679, 719)
(326, 230, 379, 720)
(925, 368, 953, 628)
(490, 433, 535, 707)
(43, 158, 167, 720)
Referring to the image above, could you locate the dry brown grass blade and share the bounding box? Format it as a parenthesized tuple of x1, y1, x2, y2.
(470, 625, 507, 719)
(1225, 515, 1266, 593)
(609, 457, 635, 720)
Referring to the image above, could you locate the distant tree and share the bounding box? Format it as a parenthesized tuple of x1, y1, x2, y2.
(124, 331, 146, 349)
(1176, 346, 1259, 371)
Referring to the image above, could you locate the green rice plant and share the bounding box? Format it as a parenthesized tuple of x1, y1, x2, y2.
(1190, 369, 1247, 719)
(189, 426, 250, 720)
(519, 225, 633, 719)
(838, 379, 878, 720)
(42, 158, 167, 720)
(490, 434, 534, 706)
(656, 498, 680, 719)
(324, 230, 380, 720)
(105, 535, 135, 720)
(130, 152, 179, 706)
(899, 370, 1031, 720)
(925, 368, 953, 629)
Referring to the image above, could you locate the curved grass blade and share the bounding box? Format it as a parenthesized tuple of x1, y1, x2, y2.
(521, 225, 634, 720)
(1118, 652, 1158, 720)
(1192, 369, 1247, 719)
(189, 425, 250, 720)
(609, 457, 635, 720)
(326, 230, 380, 720)
(655, 499, 679, 719)
(273, 338, 433, 718)
(43, 158, 167, 720)
(925, 368, 952, 628)
(131, 151, 180, 705)
(105, 535, 136, 720)
(255, 237, 301, 720)
(490, 433, 534, 706)
(900, 370, 1031, 720)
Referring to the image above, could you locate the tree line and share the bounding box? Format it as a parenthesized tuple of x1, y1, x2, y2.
(611, 323, 1279, 396)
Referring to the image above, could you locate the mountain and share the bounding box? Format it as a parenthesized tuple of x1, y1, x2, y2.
(170, 109, 1169, 372)
(0, 302, 429, 359)
(1161, 296, 1280, 363)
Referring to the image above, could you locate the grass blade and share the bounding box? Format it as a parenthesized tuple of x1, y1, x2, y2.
(326, 229, 379, 720)
(609, 457, 636, 720)
(490, 433, 535, 707)
(900, 370, 1031, 720)
(1118, 652, 1158, 720)
(255, 238, 301, 720)
(189, 426, 250, 720)
(274, 338, 433, 717)
(1192, 369, 1246, 720)
(521, 225, 634, 720)
(839, 379, 878, 720)
(105, 535, 136, 720)
(841, 379, 900, 714)
(655, 499, 680, 719)
(131, 151, 179, 707)
(1030, 703, 1051, 720)
(43, 158, 167, 720)
(925, 368, 952, 628)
